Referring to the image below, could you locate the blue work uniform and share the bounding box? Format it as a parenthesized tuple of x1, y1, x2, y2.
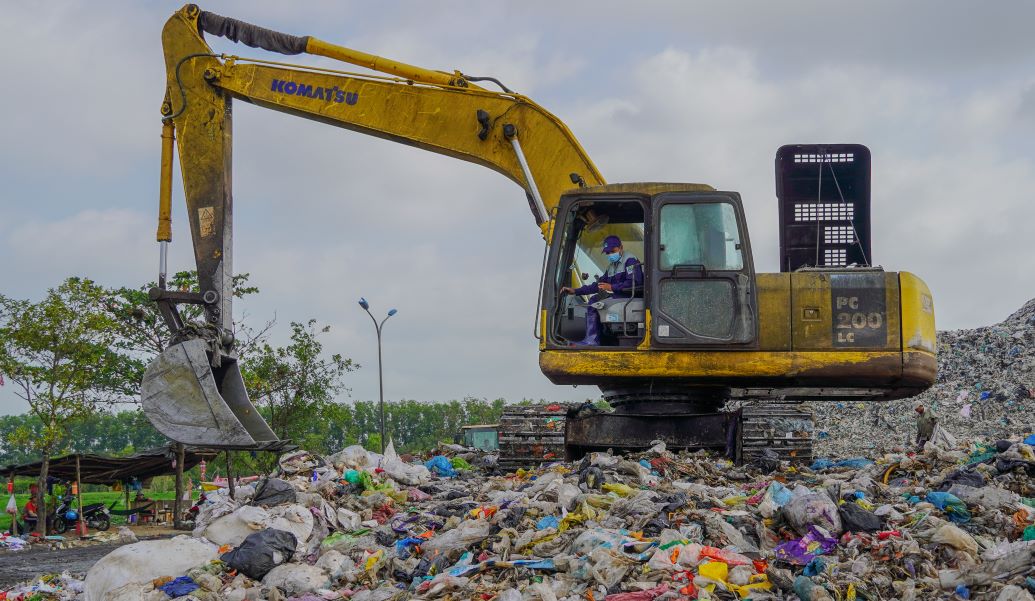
(572, 253, 643, 345)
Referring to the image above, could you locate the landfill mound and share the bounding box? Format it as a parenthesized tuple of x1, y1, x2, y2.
(4, 436, 1035, 601)
(812, 297, 1035, 457)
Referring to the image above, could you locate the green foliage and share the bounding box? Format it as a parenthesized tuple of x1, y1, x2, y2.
(241, 319, 356, 448)
(0, 411, 165, 465)
(0, 278, 123, 454)
(291, 397, 508, 454)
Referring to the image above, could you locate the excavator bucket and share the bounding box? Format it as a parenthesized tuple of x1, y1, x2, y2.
(141, 339, 279, 449)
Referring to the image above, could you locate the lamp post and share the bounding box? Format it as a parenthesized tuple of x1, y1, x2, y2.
(358, 298, 397, 453)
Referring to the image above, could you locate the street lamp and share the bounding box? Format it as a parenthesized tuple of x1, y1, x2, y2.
(358, 298, 397, 453)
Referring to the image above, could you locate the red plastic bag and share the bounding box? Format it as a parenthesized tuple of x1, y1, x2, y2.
(699, 545, 752, 566)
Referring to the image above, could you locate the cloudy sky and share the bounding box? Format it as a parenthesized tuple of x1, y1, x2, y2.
(2, 1, 1034, 415)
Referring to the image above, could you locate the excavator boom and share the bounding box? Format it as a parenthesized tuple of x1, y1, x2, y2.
(143, 5, 623, 448)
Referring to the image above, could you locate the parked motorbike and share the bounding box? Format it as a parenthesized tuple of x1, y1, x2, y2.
(52, 496, 112, 533)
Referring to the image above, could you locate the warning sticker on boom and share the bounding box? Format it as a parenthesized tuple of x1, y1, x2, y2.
(830, 273, 886, 347)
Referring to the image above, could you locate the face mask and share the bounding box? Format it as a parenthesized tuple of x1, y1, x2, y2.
(607, 251, 622, 263)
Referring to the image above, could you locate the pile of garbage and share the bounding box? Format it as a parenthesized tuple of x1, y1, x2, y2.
(5, 433, 1035, 601)
(812, 297, 1035, 457)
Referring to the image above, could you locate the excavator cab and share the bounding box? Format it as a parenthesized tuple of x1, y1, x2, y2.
(545, 184, 758, 351)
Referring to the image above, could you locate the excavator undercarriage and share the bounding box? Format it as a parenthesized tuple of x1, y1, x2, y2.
(497, 393, 816, 472)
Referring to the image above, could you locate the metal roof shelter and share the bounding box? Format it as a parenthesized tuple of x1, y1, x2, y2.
(0, 444, 219, 485)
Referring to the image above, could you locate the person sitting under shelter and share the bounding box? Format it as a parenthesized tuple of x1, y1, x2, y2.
(22, 486, 39, 533)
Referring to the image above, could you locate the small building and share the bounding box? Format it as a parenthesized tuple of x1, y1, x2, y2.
(460, 424, 499, 451)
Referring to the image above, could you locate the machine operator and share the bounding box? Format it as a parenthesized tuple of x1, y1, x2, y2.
(561, 235, 644, 346)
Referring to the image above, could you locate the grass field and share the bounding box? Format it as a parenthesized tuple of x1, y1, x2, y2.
(2, 490, 200, 532)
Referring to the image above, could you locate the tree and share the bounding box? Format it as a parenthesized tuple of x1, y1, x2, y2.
(0, 277, 122, 529)
(242, 320, 356, 450)
(104, 271, 268, 400)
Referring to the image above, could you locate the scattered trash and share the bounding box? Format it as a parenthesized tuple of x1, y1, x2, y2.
(810, 298, 1035, 456)
(220, 528, 297, 580)
(4, 389, 1035, 600)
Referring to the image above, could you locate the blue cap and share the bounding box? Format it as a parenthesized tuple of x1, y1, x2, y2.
(601, 235, 622, 254)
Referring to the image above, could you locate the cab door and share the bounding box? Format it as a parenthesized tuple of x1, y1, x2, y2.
(649, 192, 757, 347)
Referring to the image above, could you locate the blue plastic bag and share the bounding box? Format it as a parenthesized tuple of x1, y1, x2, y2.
(536, 515, 559, 530)
(926, 491, 971, 523)
(768, 481, 792, 507)
(395, 536, 423, 558)
(425, 455, 458, 478)
(803, 557, 825, 577)
(158, 576, 199, 598)
(1024, 433, 1035, 445)
(810, 457, 873, 471)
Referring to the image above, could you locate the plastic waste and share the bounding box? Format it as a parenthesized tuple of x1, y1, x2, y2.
(202, 505, 271, 546)
(84, 536, 218, 601)
(421, 519, 492, 560)
(839, 502, 882, 532)
(220, 528, 297, 580)
(698, 561, 728, 582)
(931, 523, 978, 555)
(783, 492, 843, 535)
(157, 576, 198, 598)
(926, 491, 972, 523)
(536, 515, 560, 530)
(425, 455, 458, 477)
(774, 525, 838, 565)
(604, 583, 670, 600)
(250, 478, 297, 506)
(381, 440, 432, 485)
(261, 563, 330, 595)
(948, 483, 1020, 511)
(602, 482, 636, 497)
(810, 457, 873, 470)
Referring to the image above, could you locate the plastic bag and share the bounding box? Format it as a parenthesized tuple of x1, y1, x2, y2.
(157, 576, 198, 597)
(261, 563, 330, 595)
(381, 440, 431, 486)
(926, 491, 971, 524)
(810, 457, 872, 470)
(839, 502, 882, 532)
(421, 520, 491, 559)
(931, 523, 978, 555)
(947, 483, 1019, 511)
(773, 525, 838, 566)
(336, 507, 362, 531)
(425, 455, 458, 478)
(220, 528, 297, 580)
(278, 450, 326, 475)
(588, 547, 632, 588)
(783, 492, 843, 535)
(699, 545, 752, 566)
(5, 494, 16, 515)
(251, 478, 296, 507)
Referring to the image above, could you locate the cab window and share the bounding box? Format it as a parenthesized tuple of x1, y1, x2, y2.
(659, 203, 743, 271)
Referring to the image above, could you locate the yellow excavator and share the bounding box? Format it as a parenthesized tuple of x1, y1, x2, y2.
(142, 5, 937, 464)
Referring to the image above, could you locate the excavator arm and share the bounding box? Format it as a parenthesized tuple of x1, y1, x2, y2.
(143, 5, 618, 448)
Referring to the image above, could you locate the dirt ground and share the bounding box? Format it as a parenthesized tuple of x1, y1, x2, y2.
(0, 524, 180, 588)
